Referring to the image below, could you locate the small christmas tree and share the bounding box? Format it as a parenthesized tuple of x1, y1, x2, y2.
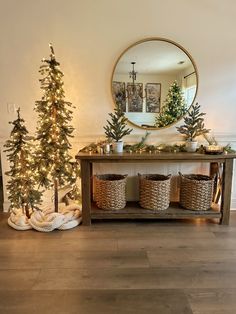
(176, 103, 210, 141)
(104, 104, 132, 142)
(4, 109, 42, 218)
(155, 81, 187, 127)
(34, 44, 78, 212)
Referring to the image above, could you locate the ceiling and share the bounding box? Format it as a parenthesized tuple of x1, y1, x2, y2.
(115, 40, 193, 75)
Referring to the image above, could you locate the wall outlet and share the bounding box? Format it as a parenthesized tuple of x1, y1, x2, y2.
(7, 103, 17, 114)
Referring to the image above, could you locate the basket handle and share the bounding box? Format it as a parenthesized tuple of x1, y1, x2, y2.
(179, 171, 215, 181)
(138, 173, 171, 178)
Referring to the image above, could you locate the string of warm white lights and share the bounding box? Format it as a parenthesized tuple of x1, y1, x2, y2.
(34, 43, 78, 212)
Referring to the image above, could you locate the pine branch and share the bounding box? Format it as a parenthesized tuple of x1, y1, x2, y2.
(203, 133, 218, 145)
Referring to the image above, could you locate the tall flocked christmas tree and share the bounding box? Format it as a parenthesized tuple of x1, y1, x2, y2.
(34, 44, 77, 212)
(4, 109, 42, 218)
(155, 81, 187, 127)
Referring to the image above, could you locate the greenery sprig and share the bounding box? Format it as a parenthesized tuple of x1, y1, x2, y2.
(124, 131, 150, 152)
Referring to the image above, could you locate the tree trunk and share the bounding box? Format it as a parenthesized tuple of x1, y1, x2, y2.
(24, 204, 31, 219)
(54, 179, 59, 212)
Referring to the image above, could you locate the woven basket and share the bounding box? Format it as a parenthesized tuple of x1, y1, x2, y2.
(94, 174, 127, 210)
(139, 174, 171, 210)
(179, 173, 214, 211)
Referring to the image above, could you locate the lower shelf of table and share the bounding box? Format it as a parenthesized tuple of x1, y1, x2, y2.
(91, 202, 221, 220)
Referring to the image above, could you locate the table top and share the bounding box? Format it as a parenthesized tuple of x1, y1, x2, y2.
(75, 151, 236, 162)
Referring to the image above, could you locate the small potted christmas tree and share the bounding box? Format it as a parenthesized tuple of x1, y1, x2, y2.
(104, 104, 132, 153)
(176, 103, 210, 152)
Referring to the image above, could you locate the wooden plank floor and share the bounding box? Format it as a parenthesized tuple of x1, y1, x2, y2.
(1, 213, 236, 313)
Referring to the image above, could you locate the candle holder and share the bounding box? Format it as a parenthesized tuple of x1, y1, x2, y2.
(205, 145, 223, 155)
(104, 143, 110, 154)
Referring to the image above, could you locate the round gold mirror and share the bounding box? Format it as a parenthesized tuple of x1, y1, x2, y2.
(111, 38, 198, 129)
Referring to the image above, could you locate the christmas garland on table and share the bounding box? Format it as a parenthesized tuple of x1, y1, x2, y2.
(124, 143, 186, 153)
(79, 138, 235, 155)
(79, 132, 187, 154)
(79, 141, 108, 153)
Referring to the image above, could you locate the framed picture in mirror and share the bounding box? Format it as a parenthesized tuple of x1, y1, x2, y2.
(112, 81, 126, 112)
(127, 83, 143, 112)
(145, 83, 161, 113)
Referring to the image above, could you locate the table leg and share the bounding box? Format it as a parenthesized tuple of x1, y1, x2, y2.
(81, 160, 92, 226)
(210, 162, 219, 201)
(220, 159, 234, 225)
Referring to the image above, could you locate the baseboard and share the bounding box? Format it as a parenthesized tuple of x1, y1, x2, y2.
(3, 201, 10, 213)
(231, 199, 236, 210)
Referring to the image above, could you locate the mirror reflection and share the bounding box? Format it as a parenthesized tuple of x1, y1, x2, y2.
(111, 38, 198, 129)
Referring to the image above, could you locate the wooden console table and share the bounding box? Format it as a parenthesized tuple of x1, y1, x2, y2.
(75, 152, 236, 226)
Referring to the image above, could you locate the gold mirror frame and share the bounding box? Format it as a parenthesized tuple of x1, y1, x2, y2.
(111, 37, 199, 130)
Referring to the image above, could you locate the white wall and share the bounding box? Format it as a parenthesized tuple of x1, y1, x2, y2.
(1, 0, 236, 209)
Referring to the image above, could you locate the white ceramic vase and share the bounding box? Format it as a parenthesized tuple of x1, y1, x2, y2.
(186, 140, 198, 152)
(113, 141, 123, 153)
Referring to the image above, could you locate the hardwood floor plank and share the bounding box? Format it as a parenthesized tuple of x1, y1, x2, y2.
(0, 250, 149, 270)
(186, 288, 236, 314)
(147, 248, 236, 268)
(0, 238, 118, 252)
(0, 289, 193, 314)
(0, 269, 40, 290)
(32, 267, 236, 290)
(118, 237, 236, 250)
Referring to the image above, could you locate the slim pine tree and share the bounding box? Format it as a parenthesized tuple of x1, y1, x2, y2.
(4, 109, 41, 218)
(34, 44, 77, 212)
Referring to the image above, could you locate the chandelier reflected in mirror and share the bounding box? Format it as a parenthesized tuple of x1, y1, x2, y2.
(112, 60, 161, 115)
(126, 62, 147, 113)
(129, 62, 137, 82)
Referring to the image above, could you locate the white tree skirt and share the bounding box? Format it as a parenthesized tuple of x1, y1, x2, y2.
(8, 204, 82, 232)
(8, 209, 32, 231)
